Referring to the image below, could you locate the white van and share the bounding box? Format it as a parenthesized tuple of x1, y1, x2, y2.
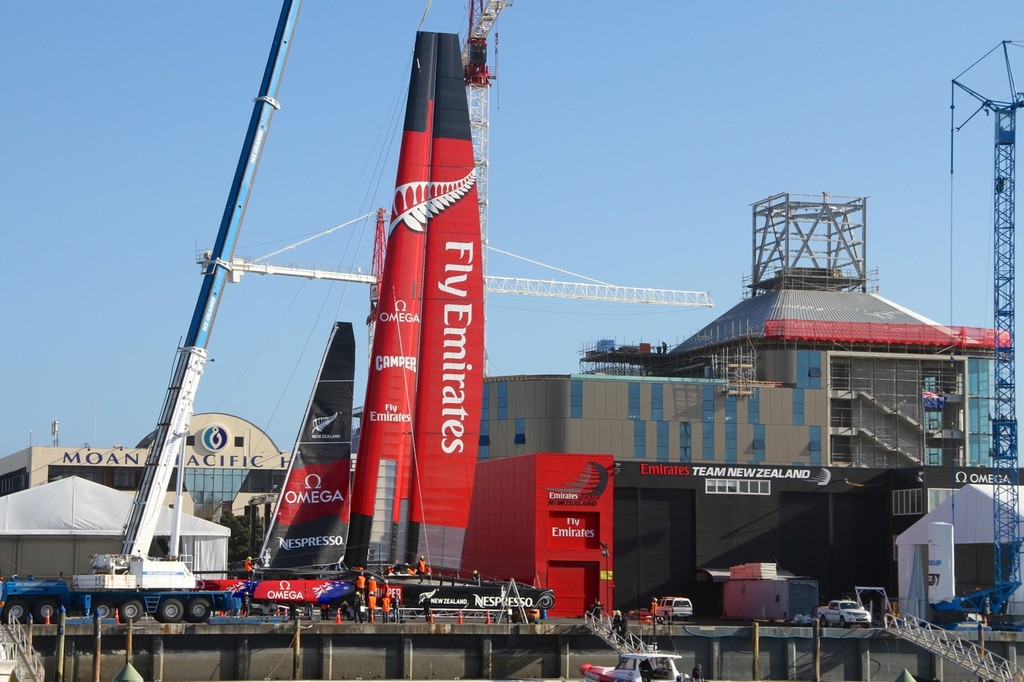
(656, 597, 694, 622)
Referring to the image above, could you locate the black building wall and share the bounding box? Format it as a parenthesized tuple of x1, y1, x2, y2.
(613, 486, 694, 613)
(611, 464, 891, 615)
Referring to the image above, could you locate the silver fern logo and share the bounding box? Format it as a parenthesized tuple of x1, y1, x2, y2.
(313, 412, 339, 433)
(390, 169, 476, 232)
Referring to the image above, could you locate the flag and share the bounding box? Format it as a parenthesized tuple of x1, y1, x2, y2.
(922, 390, 946, 410)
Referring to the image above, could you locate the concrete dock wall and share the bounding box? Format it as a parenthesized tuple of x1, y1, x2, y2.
(24, 620, 1023, 681)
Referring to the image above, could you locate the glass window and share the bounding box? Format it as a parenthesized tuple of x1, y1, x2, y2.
(633, 420, 646, 458)
(656, 421, 669, 462)
(702, 422, 715, 460)
(570, 380, 583, 419)
(679, 422, 692, 462)
(702, 386, 715, 422)
(651, 383, 663, 421)
(705, 478, 770, 495)
(497, 382, 508, 420)
(628, 383, 641, 420)
(892, 488, 923, 516)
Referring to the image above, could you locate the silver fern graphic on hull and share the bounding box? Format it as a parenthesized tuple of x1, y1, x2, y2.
(390, 169, 477, 232)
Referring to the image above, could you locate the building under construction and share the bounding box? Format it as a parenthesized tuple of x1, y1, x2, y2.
(474, 193, 1006, 614)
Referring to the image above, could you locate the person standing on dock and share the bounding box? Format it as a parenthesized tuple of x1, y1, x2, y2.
(381, 587, 392, 623)
(612, 610, 626, 638)
(692, 663, 704, 682)
(367, 575, 378, 601)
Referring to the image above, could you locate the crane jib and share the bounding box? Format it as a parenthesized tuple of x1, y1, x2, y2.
(119, 0, 303, 562)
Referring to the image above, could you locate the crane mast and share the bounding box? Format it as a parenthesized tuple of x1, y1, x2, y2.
(113, 1, 302, 573)
(953, 41, 1024, 610)
(463, 0, 511, 283)
(992, 102, 1021, 595)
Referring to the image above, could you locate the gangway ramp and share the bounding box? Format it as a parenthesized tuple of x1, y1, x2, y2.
(583, 612, 656, 654)
(885, 614, 1024, 682)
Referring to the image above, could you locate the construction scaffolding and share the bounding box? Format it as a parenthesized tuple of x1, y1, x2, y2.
(829, 355, 966, 468)
(750, 193, 868, 296)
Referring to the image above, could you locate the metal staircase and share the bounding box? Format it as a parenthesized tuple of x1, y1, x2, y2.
(884, 614, 1023, 682)
(2, 615, 44, 682)
(583, 611, 656, 654)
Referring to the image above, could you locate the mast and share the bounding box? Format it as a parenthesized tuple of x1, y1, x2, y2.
(259, 322, 355, 569)
(405, 32, 484, 569)
(344, 32, 440, 568)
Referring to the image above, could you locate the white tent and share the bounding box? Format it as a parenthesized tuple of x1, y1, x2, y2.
(0, 477, 229, 577)
(895, 483, 1024, 618)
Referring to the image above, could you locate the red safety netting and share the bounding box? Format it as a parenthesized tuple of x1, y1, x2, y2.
(762, 319, 1010, 349)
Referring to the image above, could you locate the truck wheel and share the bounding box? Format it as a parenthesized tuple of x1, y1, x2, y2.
(839, 616, 847, 628)
(185, 597, 212, 623)
(120, 600, 145, 622)
(33, 599, 59, 622)
(819, 615, 828, 628)
(93, 601, 114, 619)
(3, 599, 30, 622)
(156, 598, 184, 623)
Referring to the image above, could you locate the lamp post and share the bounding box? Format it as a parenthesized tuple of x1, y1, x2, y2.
(599, 542, 610, 611)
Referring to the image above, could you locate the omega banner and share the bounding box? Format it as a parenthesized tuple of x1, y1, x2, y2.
(262, 322, 355, 569)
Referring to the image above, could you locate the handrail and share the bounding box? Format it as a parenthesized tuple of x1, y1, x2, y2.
(583, 611, 656, 654)
(884, 613, 1022, 682)
(3, 613, 44, 682)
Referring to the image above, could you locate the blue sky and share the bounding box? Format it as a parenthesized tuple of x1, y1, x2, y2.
(3, 2, 1024, 456)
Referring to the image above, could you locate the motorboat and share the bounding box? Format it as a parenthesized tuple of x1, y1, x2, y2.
(580, 652, 686, 682)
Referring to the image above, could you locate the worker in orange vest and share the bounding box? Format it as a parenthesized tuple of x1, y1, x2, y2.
(367, 575, 378, 600)
(355, 571, 367, 595)
(367, 589, 378, 621)
(381, 590, 392, 623)
(417, 556, 427, 576)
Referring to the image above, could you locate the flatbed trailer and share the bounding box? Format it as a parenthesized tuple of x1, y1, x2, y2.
(0, 577, 238, 623)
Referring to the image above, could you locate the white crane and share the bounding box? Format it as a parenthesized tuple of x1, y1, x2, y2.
(198, 241, 713, 308)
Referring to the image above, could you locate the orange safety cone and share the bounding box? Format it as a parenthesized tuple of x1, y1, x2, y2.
(336, 609, 342, 624)
(485, 610, 491, 624)
(457, 610, 464, 624)
(114, 608, 121, 624)
(428, 610, 435, 624)
(44, 612, 50, 625)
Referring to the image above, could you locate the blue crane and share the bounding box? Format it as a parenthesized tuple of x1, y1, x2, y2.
(947, 41, 1024, 615)
(92, 1, 303, 585)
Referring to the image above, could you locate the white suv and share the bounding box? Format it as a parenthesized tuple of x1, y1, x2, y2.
(656, 597, 694, 622)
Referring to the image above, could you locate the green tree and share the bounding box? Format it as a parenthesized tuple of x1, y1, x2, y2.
(218, 511, 264, 564)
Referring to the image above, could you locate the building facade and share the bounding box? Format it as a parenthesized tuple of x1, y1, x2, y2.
(474, 194, 1005, 614)
(0, 413, 289, 520)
